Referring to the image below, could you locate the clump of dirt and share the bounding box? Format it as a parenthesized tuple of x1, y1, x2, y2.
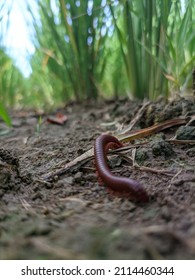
(0, 97, 195, 260)
(140, 96, 195, 127)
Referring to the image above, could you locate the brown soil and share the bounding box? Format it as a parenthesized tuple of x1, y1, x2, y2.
(0, 97, 195, 260)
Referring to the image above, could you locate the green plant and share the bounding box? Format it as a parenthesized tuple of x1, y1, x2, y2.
(165, 0, 195, 93)
(35, 115, 43, 134)
(0, 2, 12, 125)
(2, 0, 193, 109)
(110, 0, 172, 100)
(30, 0, 112, 102)
(0, 101, 11, 126)
(0, 49, 27, 106)
(111, 0, 195, 99)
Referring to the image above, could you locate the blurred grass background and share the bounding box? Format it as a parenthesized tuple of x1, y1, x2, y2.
(0, 0, 195, 123)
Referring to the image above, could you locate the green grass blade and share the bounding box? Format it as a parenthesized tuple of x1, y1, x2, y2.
(0, 102, 11, 126)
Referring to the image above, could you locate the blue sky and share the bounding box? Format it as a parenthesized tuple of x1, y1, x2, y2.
(1, 0, 37, 77)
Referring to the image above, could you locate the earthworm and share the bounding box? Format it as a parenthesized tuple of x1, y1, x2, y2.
(94, 134, 149, 202)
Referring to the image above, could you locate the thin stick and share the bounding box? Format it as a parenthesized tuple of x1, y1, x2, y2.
(118, 117, 189, 143)
(40, 147, 94, 181)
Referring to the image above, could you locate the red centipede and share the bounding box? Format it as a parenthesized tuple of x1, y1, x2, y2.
(94, 134, 149, 202)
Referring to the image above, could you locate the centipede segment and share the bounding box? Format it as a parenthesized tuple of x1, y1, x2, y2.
(94, 134, 149, 202)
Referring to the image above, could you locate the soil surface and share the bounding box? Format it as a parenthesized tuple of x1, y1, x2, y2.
(0, 97, 195, 260)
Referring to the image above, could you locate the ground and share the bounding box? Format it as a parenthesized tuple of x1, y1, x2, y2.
(0, 96, 195, 260)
